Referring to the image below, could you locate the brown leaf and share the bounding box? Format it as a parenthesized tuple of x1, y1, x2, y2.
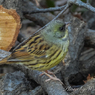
(73, 13, 84, 21)
(83, 74, 93, 83)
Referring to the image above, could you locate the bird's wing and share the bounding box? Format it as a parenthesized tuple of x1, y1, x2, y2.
(7, 33, 60, 63)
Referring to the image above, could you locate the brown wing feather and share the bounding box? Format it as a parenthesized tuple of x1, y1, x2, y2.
(7, 33, 51, 62)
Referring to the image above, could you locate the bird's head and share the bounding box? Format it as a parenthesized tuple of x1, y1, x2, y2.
(42, 20, 70, 44)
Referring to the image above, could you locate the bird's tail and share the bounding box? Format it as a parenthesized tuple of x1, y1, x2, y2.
(0, 58, 8, 65)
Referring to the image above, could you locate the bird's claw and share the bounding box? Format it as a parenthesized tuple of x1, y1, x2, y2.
(40, 71, 63, 84)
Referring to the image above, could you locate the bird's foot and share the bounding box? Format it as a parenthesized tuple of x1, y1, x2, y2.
(40, 70, 63, 84)
(40, 70, 55, 77)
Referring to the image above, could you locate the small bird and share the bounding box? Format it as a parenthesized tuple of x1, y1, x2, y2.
(0, 20, 69, 81)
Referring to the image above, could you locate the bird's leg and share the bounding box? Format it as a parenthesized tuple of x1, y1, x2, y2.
(44, 70, 56, 77)
(40, 70, 63, 84)
(40, 70, 55, 76)
(35, 0, 40, 7)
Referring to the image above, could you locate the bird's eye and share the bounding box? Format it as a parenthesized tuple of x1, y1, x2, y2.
(59, 24, 66, 31)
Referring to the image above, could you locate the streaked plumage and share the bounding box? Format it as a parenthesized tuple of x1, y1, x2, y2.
(0, 20, 69, 71)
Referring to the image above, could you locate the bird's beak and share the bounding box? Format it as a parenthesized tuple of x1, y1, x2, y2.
(65, 22, 71, 28)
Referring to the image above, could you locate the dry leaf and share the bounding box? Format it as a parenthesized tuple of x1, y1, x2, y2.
(83, 74, 93, 83)
(73, 13, 84, 21)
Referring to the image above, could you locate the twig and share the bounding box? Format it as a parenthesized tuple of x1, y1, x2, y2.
(68, 0, 95, 12)
(23, 5, 66, 14)
(48, 4, 69, 22)
(14, 4, 69, 51)
(35, 0, 40, 7)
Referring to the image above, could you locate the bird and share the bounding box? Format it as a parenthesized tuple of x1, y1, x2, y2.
(0, 20, 69, 82)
